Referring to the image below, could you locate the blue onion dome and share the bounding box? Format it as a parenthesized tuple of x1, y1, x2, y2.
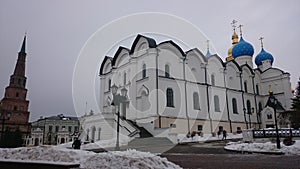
(232, 37, 254, 58)
(255, 48, 274, 66)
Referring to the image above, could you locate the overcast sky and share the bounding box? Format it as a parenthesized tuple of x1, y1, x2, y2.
(0, 0, 299, 122)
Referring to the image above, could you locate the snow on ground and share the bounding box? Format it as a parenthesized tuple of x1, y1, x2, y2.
(178, 133, 242, 143)
(225, 140, 300, 155)
(0, 146, 182, 169)
(81, 136, 132, 150)
(54, 135, 131, 150)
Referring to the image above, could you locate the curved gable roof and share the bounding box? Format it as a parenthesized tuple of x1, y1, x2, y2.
(185, 48, 207, 63)
(241, 64, 254, 75)
(225, 59, 242, 72)
(100, 56, 112, 75)
(111, 46, 130, 67)
(207, 54, 225, 67)
(262, 67, 288, 75)
(158, 40, 186, 57)
(130, 34, 157, 54)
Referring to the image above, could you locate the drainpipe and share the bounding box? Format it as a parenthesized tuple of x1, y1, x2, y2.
(183, 57, 190, 134)
(240, 72, 247, 129)
(251, 75, 259, 129)
(204, 65, 213, 135)
(223, 68, 232, 132)
(156, 49, 161, 128)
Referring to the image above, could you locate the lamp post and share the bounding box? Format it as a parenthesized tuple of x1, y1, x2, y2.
(248, 107, 254, 129)
(267, 91, 280, 149)
(0, 112, 11, 141)
(243, 108, 248, 129)
(111, 84, 128, 151)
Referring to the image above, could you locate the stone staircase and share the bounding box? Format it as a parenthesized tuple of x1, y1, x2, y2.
(127, 137, 175, 153)
(126, 120, 153, 138)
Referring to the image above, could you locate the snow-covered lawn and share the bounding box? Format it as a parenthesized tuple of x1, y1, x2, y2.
(178, 133, 242, 143)
(225, 140, 300, 155)
(0, 146, 182, 169)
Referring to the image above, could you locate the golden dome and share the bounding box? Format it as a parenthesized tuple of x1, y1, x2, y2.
(226, 31, 239, 61)
(232, 31, 238, 44)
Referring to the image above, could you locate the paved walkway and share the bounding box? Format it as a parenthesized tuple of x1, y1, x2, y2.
(162, 141, 300, 169)
(161, 154, 300, 169)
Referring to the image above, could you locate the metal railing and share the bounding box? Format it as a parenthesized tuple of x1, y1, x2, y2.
(252, 129, 300, 138)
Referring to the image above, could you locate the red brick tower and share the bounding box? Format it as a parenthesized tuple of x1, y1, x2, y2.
(0, 35, 30, 144)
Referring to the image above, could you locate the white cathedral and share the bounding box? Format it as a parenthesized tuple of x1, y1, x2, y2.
(80, 24, 293, 142)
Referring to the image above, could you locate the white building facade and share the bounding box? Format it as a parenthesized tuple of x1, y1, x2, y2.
(94, 30, 292, 138)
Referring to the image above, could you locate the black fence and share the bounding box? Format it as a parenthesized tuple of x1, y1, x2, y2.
(252, 129, 300, 138)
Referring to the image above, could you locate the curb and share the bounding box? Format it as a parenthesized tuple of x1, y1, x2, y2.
(224, 147, 284, 155)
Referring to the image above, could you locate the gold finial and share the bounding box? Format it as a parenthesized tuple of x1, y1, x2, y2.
(259, 36, 264, 48)
(231, 20, 237, 33)
(238, 24, 243, 37)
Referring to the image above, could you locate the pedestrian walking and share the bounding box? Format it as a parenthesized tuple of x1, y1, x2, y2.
(222, 130, 227, 140)
(72, 138, 81, 149)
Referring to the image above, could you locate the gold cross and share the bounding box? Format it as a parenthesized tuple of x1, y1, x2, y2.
(231, 20, 237, 32)
(259, 37, 264, 48)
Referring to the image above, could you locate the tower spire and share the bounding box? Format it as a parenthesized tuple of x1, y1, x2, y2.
(20, 33, 26, 53)
(205, 40, 211, 57)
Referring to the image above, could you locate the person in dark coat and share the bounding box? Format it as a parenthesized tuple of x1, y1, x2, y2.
(222, 130, 227, 140)
(72, 138, 81, 149)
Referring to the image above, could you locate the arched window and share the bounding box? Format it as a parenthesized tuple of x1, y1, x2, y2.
(258, 102, 263, 112)
(193, 92, 200, 110)
(165, 64, 170, 77)
(108, 79, 111, 91)
(166, 88, 174, 107)
(142, 64, 146, 78)
(244, 81, 248, 93)
(232, 98, 238, 114)
(246, 100, 251, 114)
(98, 127, 101, 141)
(214, 95, 220, 112)
(123, 72, 127, 85)
(256, 84, 259, 95)
(86, 129, 89, 141)
(16, 92, 19, 97)
(91, 127, 96, 142)
(211, 74, 215, 86)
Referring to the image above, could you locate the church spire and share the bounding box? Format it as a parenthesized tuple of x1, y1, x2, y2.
(20, 33, 26, 53)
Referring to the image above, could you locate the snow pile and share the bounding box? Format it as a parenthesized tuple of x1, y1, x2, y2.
(178, 133, 242, 143)
(225, 140, 300, 155)
(82, 149, 181, 169)
(0, 145, 94, 164)
(0, 146, 182, 169)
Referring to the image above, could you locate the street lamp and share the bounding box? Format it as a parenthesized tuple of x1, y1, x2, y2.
(248, 107, 254, 129)
(267, 90, 281, 149)
(243, 108, 248, 129)
(111, 84, 128, 151)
